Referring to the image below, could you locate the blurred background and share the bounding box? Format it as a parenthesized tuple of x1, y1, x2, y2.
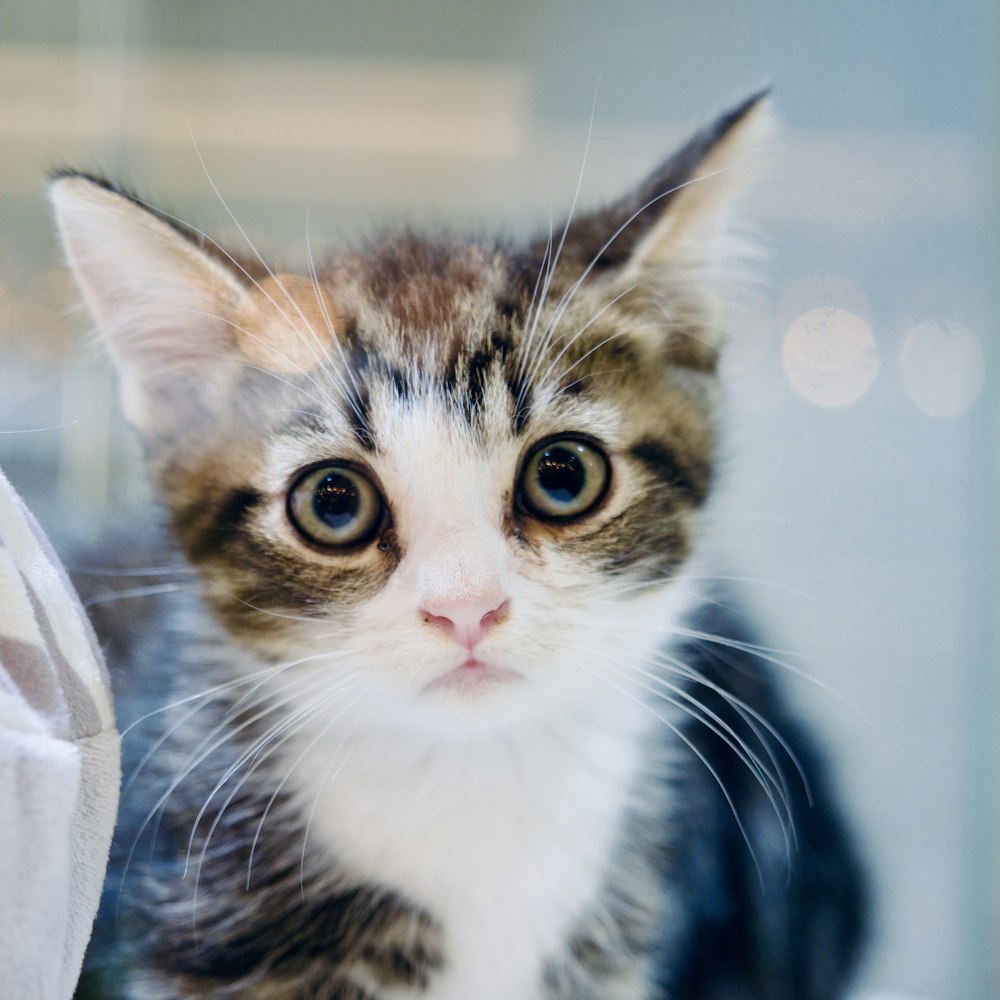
(0, 2, 996, 997)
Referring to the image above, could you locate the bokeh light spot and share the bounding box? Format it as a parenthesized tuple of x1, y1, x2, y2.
(900, 319, 984, 418)
(782, 307, 879, 408)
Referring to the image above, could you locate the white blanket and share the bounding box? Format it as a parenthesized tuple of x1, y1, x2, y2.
(0, 467, 120, 999)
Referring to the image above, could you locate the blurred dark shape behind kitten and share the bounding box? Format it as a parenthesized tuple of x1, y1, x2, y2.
(53, 93, 867, 999)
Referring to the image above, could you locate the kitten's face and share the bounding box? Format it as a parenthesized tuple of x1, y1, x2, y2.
(51, 95, 770, 734)
(160, 242, 710, 731)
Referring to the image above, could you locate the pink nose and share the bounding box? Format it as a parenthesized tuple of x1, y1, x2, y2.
(421, 597, 510, 648)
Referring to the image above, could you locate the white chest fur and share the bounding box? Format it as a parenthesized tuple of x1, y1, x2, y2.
(282, 698, 653, 1000)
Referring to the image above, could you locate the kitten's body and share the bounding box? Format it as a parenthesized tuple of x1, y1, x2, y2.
(58, 95, 866, 999)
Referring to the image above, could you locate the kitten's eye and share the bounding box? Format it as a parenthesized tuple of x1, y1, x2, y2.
(519, 437, 610, 522)
(287, 464, 385, 549)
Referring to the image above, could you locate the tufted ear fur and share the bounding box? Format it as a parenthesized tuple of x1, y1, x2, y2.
(622, 92, 772, 280)
(541, 91, 774, 359)
(50, 175, 341, 442)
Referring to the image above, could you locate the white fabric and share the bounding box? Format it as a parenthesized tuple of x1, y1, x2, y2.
(0, 467, 120, 999)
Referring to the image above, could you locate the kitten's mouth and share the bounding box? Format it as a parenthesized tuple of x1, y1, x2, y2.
(424, 658, 523, 696)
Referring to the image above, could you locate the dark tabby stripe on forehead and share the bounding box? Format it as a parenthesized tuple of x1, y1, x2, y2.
(337, 337, 416, 452)
(346, 382, 376, 452)
(386, 362, 412, 401)
(337, 335, 377, 452)
(484, 329, 537, 436)
(460, 347, 493, 423)
(447, 332, 513, 427)
(331, 324, 527, 436)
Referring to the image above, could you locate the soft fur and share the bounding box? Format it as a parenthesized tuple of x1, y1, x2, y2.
(55, 93, 866, 999)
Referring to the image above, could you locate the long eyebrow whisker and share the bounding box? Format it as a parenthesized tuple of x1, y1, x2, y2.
(515, 220, 554, 416)
(531, 284, 637, 396)
(187, 123, 329, 357)
(517, 78, 600, 394)
(303, 213, 372, 429)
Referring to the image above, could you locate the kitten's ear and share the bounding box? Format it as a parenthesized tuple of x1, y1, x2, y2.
(551, 91, 773, 347)
(623, 91, 772, 277)
(49, 174, 249, 435)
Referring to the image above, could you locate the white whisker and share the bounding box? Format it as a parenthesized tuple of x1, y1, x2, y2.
(187, 667, 367, 884)
(83, 581, 196, 607)
(516, 77, 600, 397)
(573, 657, 767, 890)
(298, 688, 378, 895)
(588, 642, 795, 857)
(72, 564, 195, 578)
(304, 211, 371, 425)
(534, 285, 637, 396)
(243, 679, 375, 891)
(526, 166, 733, 394)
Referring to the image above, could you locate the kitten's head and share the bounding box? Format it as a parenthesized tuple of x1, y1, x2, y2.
(51, 95, 770, 734)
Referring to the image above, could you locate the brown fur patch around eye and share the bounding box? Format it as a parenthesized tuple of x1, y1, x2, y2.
(235, 274, 345, 374)
(628, 439, 711, 506)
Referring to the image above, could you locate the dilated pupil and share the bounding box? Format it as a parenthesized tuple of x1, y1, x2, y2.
(313, 473, 360, 529)
(537, 447, 584, 503)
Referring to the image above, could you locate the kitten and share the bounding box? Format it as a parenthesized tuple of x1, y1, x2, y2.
(53, 93, 867, 1000)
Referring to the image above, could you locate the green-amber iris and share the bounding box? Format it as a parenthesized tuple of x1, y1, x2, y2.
(288, 464, 384, 549)
(519, 438, 610, 521)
